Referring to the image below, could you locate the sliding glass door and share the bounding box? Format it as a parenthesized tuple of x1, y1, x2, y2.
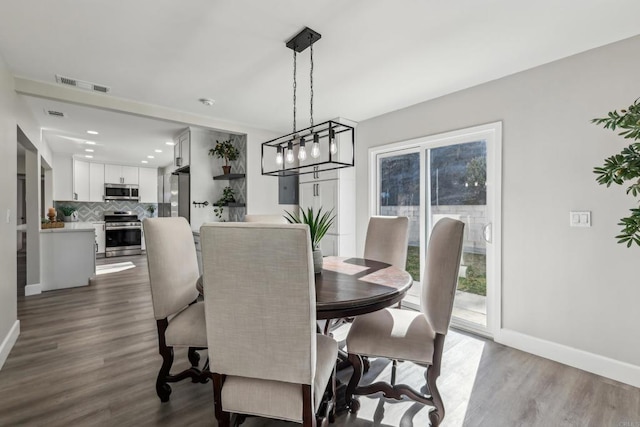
(372, 123, 501, 337)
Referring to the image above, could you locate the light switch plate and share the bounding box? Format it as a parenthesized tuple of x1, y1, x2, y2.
(570, 211, 591, 227)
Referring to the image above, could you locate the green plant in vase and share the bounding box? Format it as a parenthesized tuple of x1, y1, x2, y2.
(146, 205, 156, 217)
(213, 186, 236, 221)
(209, 139, 240, 175)
(592, 97, 640, 247)
(284, 206, 335, 273)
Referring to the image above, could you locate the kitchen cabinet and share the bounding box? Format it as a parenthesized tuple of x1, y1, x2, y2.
(174, 129, 190, 169)
(73, 159, 90, 201)
(138, 167, 158, 203)
(105, 164, 138, 185)
(89, 163, 105, 202)
(93, 221, 105, 255)
(300, 179, 338, 235)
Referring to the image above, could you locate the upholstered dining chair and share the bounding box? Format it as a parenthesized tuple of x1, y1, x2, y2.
(200, 222, 338, 427)
(364, 216, 410, 269)
(243, 214, 288, 224)
(143, 217, 208, 402)
(345, 217, 465, 427)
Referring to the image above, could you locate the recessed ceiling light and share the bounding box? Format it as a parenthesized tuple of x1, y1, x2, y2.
(141, 160, 148, 164)
(147, 155, 154, 159)
(86, 130, 99, 135)
(85, 141, 96, 145)
(154, 149, 162, 153)
(85, 155, 93, 159)
(199, 98, 215, 106)
(85, 148, 94, 152)
(165, 141, 175, 146)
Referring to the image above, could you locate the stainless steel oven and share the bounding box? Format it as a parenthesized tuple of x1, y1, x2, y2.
(104, 211, 142, 257)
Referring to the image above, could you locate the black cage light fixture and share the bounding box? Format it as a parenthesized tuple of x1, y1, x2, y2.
(261, 27, 355, 177)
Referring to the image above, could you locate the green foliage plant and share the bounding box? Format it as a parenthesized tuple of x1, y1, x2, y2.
(213, 186, 236, 221)
(59, 205, 77, 216)
(284, 206, 335, 250)
(208, 139, 240, 167)
(592, 98, 640, 247)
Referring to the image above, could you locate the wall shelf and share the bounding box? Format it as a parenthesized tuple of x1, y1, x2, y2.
(213, 173, 245, 180)
(213, 202, 246, 208)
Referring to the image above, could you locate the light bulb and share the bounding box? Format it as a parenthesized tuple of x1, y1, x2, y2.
(329, 128, 337, 155)
(275, 147, 283, 165)
(311, 133, 321, 158)
(298, 138, 307, 161)
(286, 141, 295, 164)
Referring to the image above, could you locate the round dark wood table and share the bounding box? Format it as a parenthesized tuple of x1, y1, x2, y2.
(315, 256, 413, 320)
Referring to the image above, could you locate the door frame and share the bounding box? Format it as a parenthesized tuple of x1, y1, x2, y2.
(369, 121, 502, 338)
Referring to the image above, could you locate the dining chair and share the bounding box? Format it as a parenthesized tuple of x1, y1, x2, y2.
(243, 214, 288, 224)
(200, 222, 338, 427)
(363, 215, 410, 269)
(143, 217, 208, 402)
(345, 217, 465, 427)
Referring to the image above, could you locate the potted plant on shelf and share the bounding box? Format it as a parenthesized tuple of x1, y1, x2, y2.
(284, 206, 335, 273)
(209, 139, 240, 175)
(59, 205, 78, 222)
(213, 186, 236, 221)
(592, 97, 640, 247)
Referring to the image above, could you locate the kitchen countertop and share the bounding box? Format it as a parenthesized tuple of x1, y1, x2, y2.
(40, 222, 96, 233)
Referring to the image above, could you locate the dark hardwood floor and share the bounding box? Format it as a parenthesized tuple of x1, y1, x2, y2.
(1, 254, 638, 426)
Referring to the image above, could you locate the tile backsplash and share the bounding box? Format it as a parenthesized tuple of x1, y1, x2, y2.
(53, 201, 158, 222)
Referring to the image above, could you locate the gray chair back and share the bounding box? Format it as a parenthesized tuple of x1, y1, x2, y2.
(421, 217, 465, 335)
(143, 217, 200, 320)
(364, 216, 410, 269)
(200, 222, 316, 385)
(243, 214, 287, 224)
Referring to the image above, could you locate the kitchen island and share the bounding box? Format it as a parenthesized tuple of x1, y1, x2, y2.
(40, 222, 96, 291)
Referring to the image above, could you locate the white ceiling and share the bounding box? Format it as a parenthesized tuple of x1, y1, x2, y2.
(2, 0, 640, 166)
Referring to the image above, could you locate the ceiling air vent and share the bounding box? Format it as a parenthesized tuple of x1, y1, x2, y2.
(55, 74, 111, 94)
(44, 108, 65, 118)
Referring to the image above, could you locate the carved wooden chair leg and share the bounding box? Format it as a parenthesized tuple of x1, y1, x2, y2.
(425, 365, 444, 427)
(346, 353, 363, 412)
(188, 347, 200, 368)
(213, 374, 231, 427)
(156, 344, 174, 402)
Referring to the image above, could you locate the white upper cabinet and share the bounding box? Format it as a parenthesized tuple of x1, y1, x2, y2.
(73, 159, 90, 201)
(105, 164, 139, 185)
(89, 163, 105, 202)
(138, 167, 158, 203)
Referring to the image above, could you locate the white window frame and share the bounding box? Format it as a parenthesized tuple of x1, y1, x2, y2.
(369, 121, 502, 338)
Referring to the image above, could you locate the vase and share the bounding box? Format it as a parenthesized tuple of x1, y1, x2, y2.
(222, 165, 231, 175)
(313, 248, 323, 274)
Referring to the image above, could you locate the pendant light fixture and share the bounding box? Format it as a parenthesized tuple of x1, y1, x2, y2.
(261, 27, 355, 177)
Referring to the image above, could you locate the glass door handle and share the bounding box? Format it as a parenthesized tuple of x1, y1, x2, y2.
(483, 223, 492, 243)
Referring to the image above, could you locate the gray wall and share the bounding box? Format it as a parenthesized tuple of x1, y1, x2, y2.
(0, 53, 17, 356)
(356, 35, 640, 367)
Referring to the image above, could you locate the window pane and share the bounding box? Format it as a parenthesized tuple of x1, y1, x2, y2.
(379, 152, 420, 281)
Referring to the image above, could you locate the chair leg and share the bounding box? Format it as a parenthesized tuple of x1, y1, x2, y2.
(302, 384, 317, 427)
(188, 347, 200, 368)
(213, 374, 231, 427)
(345, 353, 363, 412)
(156, 343, 174, 402)
(425, 363, 444, 426)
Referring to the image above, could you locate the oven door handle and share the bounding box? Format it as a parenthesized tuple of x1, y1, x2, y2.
(106, 226, 142, 231)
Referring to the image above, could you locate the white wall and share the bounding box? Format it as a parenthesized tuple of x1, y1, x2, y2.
(356, 35, 640, 383)
(0, 53, 18, 369)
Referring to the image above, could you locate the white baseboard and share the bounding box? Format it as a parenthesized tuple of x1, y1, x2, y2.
(496, 328, 640, 388)
(0, 320, 20, 371)
(24, 283, 42, 296)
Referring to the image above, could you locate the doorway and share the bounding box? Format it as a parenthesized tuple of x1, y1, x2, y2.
(371, 122, 502, 337)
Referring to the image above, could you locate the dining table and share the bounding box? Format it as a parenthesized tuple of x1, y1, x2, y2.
(196, 255, 413, 318)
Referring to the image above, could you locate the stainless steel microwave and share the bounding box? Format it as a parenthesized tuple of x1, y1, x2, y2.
(104, 184, 139, 201)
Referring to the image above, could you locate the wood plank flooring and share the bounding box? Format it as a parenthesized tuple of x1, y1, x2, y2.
(1, 254, 638, 426)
